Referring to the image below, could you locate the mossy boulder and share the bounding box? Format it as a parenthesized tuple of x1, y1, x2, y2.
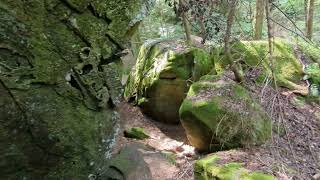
(124, 40, 215, 123)
(179, 75, 272, 152)
(214, 40, 304, 90)
(195, 155, 276, 180)
(297, 40, 320, 64)
(0, 0, 154, 179)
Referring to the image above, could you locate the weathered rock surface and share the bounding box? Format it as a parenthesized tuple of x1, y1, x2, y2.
(179, 75, 272, 152)
(124, 40, 215, 123)
(0, 0, 153, 179)
(104, 143, 179, 180)
(102, 143, 152, 180)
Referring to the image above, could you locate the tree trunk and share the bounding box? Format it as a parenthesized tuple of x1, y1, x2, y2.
(225, 0, 244, 82)
(254, 0, 265, 40)
(305, 0, 309, 32)
(306, 0, 315, 40)
(179, 0, 192, 44)
(265, 0, 276, 86)
(199, 16, 207, 43)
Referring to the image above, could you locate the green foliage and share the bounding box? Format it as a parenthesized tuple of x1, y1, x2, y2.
(139, 0, 184, 40)
(142, 0, 320, 46)
(303, 63, 320, 96)
(162, 152, 177, 165)
(276, 0, 320, 43)
(304, 63, 320, 84)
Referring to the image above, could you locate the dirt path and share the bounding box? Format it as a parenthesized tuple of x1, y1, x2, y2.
(115, 102, 197, 180)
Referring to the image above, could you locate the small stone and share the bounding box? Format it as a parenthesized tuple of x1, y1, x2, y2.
(124, 127, 150, 140)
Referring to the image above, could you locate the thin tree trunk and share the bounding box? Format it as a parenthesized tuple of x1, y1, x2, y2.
(265, 0, 276, 87)
(305, 0, 309, 32)
(225, 0, 244, 82)
(199, 16, 207, 43)
(254, 0, 265, 40)
(179, 0, 192, 44)
(306, 0, 315, 40)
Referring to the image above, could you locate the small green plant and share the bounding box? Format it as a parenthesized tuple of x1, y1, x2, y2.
(304, 63, 320, 96)
(162, 152, 177, 166)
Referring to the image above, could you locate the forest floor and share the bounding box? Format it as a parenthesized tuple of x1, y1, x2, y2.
(115, 102, 195, 179)
(115, 72, 320, 180)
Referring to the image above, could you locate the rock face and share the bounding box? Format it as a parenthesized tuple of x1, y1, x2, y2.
(124, 40, 215, 123)
(179, 75, 272, 152)
(0, 0, 153, 179)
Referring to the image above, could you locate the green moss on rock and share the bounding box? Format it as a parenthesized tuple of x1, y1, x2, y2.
(0, 0, 154, 179)
(297, 40, 320, 64)
(214, 40, 304, 89)
(179, 75, 272, 152)
(124, 40, 215, 123)
(195, 155, 276, 180)
(124, 127, 150, 140)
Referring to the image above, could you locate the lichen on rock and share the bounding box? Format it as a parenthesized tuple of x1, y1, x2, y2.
(0, 0, 154, 179)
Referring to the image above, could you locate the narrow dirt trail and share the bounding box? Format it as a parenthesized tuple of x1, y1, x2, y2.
(115, 102, 198, 180)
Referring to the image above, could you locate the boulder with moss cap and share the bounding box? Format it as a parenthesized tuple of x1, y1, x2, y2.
(124, 40, 216, 123)
(179, 74, 272, 152)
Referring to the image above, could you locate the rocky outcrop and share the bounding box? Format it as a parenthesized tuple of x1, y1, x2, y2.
(124, 40, 215, 123)
(0, 0, 153, 179)
(179, 75, 272, 152)
(215, 40, 304, 90)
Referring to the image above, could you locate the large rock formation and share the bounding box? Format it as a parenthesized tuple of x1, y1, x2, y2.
(179, 75, 272, 152)
(124, 40, 215, 123)
(0, 0, 153, 179)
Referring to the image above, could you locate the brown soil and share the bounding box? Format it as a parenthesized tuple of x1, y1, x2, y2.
(115, 102, 196, 180)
